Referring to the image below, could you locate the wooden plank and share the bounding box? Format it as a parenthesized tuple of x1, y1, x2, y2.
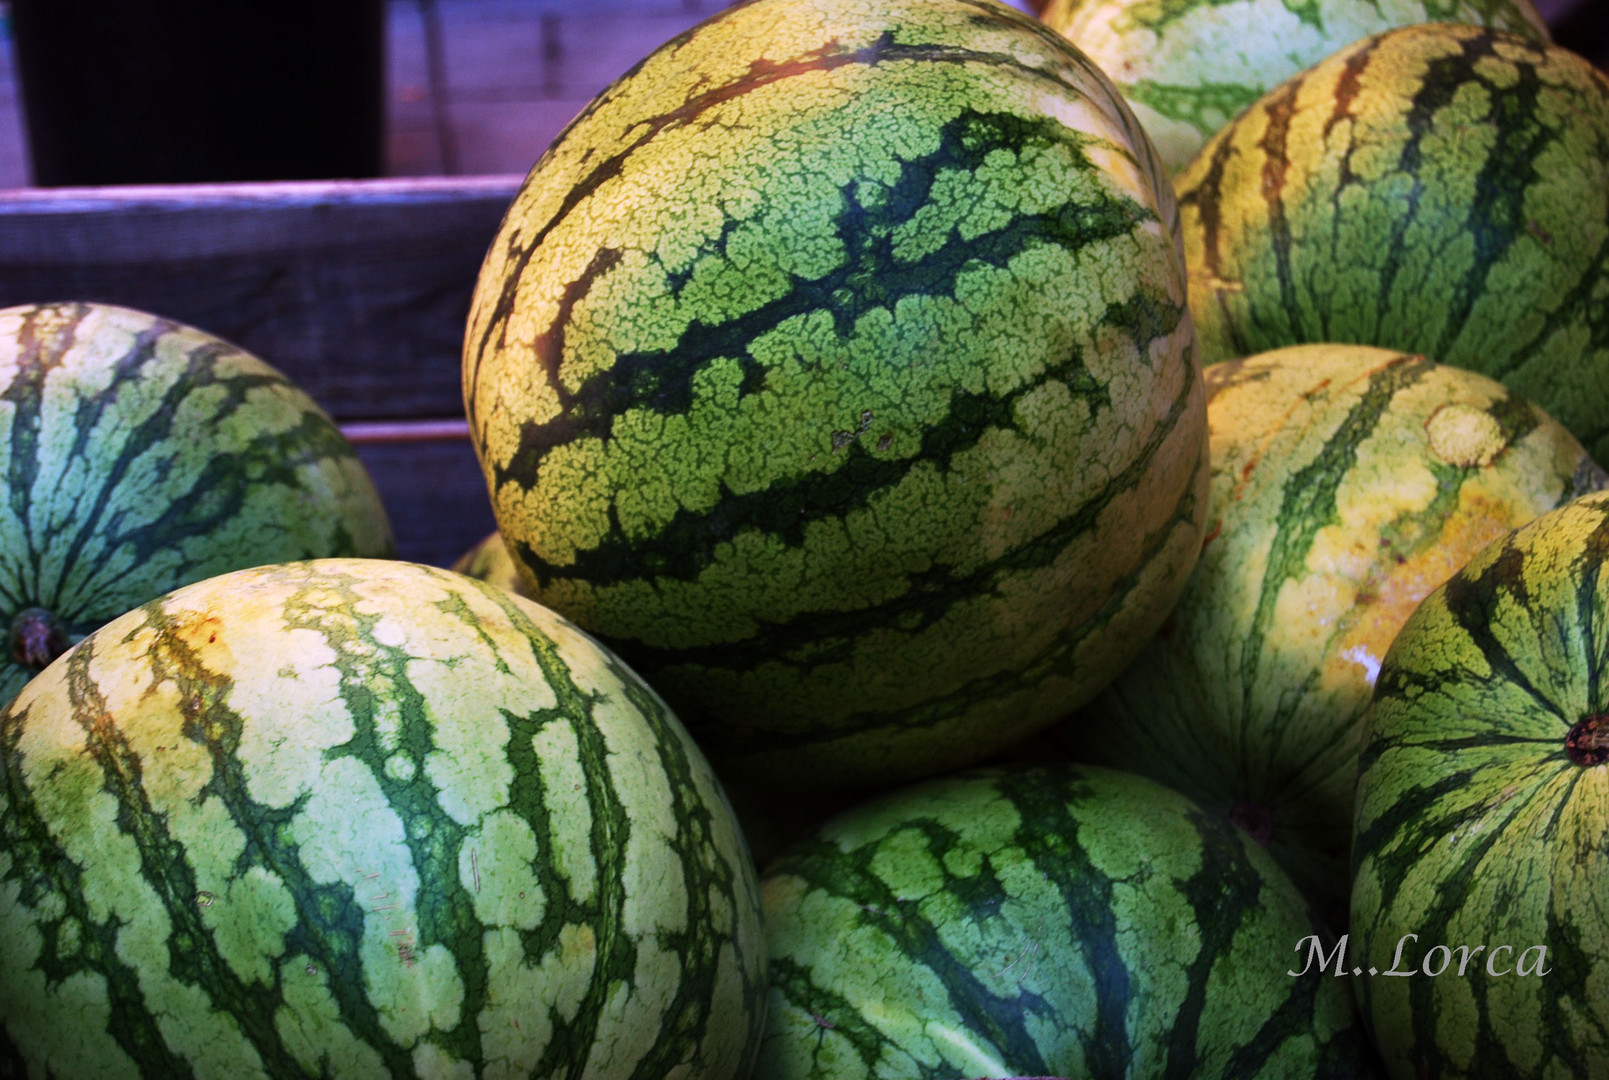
(341, 418, 472, 444)
(0, 175, 522, 421)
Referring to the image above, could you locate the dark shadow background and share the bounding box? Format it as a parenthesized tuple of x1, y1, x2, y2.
(10, 1, 385, 186)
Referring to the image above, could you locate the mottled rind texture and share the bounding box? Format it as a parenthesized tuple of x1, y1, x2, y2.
(1353, 492, 1609, 1079)
(1040, 0, 1548, 174)
(451, 531, 532, 600)
(0, 559, 767, 1080)
(760, 763, 1375, 1079)
(0, 302, 395, 707)
(1177, 24, 1609, 464)
(462, 0, 1208, 790)
(1053, 344, 1604, 914)
(450, 532, 867, 869)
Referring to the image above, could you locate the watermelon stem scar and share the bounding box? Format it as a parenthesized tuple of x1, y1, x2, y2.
(10, 606, 68, 672)
(1565, 714, 1609, 766)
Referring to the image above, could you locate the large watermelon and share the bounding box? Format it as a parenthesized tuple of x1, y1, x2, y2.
(761, 762, 1376, 1078)
(1176, 24, 1609, 463)
(0, 558, 766, 1079)
(1351, 490, 1609, 1078)
(462, 0, 1208, 790)
(0, 302, 394, 706)
(1052, 344, 1604, 914)
(1039, 0, 1548, 174)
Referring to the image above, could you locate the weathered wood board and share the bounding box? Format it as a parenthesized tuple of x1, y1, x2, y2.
(0, 177, 520, 566)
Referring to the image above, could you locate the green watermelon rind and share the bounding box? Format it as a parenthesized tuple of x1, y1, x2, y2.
(0, 302, 396, 706)
(1176, 24, 1609, 464)
(1353, 491, 1609, 1078)
(463, 0, 1208, 789)
(761, 762, 1373, 1079)
(1039, 0, 1550, 173)
(0, 558, 767, 1080)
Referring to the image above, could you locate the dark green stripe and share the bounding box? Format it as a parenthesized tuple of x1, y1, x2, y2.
(0, 686, 196, 1079)
(483, 588, 638, 1074)
(768, 955, 905, 1073)
(1573, 511, 1609, 713)
(1162, 808, 1263, 1075)
(490, 105, 1151, 502)
(774, 793, 1064, 1073)
(617, 646, 761, 1077)
(1399, 34, 1557, 365)
(618, 346, 1200, 744)
(0, 306, 158, 617)
(62, 631, 306, 1077)
(278, 574, 484, 1072)
(1246, 79, 1301, 351)
(1435, 539, 1566, 719)
(466, 6, 1149, 430)
(1506, 228, 1609, 463)
(454, 577, 758, 1075)
(1177, 117, 1251, 359)
(1362, 760, 1564, 1077)
(1005, 769, 1133, 1077)
(1239, 355, 1429, 724)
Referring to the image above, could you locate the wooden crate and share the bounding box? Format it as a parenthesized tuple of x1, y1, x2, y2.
(0, 175, 525, 568)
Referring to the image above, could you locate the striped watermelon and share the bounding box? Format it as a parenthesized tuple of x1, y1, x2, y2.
(1176, 24, 1609, 462)
(0, 302, 394, 707)
(448, 531, 860, 868)
(462, 0, 1208, 790)
(1352, 491, 1609, 1078)
(1052, 344, 1605, 914)
(0, 558, 767, 1079)
(1039, 0, 1548, 174)
(761, 762, 1376, 1078)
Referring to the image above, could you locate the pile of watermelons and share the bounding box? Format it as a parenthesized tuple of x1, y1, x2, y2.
(0, 0, 1605, 1076)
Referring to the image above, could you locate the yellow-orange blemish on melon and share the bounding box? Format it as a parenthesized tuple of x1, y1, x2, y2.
(1330, 490, 1521, 690)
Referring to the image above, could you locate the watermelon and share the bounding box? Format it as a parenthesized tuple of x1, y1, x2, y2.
(1351, 491, 1609, 1078)
(1052, 344, 1605, 914)
(450, 531, 530, 600)
(1176, 24, 1609, 463)
(760, 762, 1376, 1078)
(0, 302, 394, 707)
(448, 530, 863, 869)
(462, 0, 1209, 790)
(1039, 0, 1548, 174)
(0, 558, 767, 1079)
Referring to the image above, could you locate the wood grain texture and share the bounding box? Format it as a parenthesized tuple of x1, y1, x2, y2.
(0, 179, 518, 566)
(0, 176, 521, 421)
